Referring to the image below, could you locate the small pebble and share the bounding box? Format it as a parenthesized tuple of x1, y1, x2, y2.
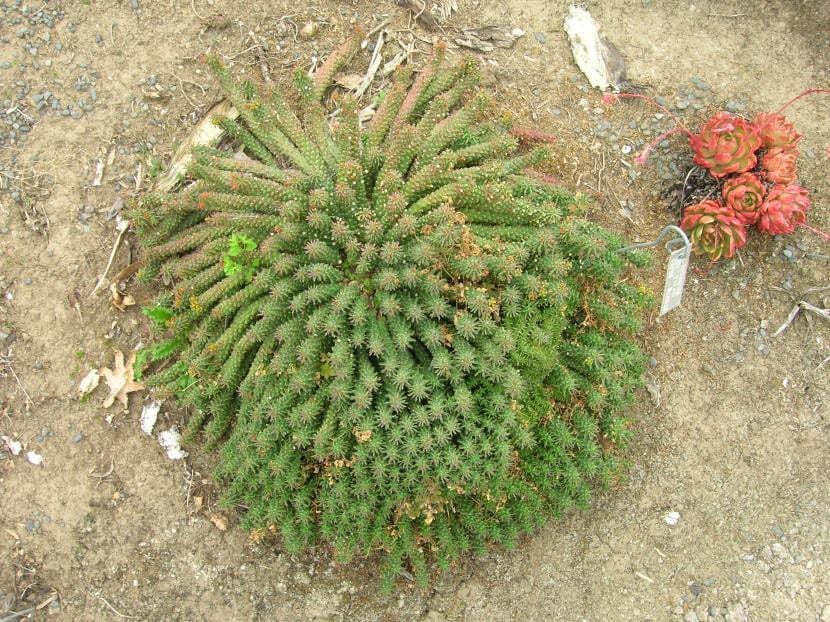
(131, 0, 139, 8)
(691, 76, 709, 91)
(71, 432, 84, 443)
(725, 100, 743, 113)
(534, 32, 546, 44)
(689, 582, 703, 596)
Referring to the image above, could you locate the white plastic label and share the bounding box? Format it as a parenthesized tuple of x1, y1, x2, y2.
(659, 246, 689, 316)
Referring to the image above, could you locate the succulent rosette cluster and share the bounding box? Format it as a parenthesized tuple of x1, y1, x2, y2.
(680, 200, 748, 261)
(689, 113, 762, 178)
(683, 110, 813, 260)
(756, 184, 811, 235)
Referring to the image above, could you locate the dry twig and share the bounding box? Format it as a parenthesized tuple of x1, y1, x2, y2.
(89, 224, 129, 297)
(86, 591, 134, 619)
(0, 354, 33, 408)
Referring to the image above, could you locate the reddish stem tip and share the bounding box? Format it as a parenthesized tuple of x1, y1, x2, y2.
(776, 88, 830, 115)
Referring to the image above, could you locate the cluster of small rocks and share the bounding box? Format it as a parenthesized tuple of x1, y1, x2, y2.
(1, 2, 67, 144)
(0, 1, 109, 146)
(672, 520, 829, 622)
(572, 76, 744, 189)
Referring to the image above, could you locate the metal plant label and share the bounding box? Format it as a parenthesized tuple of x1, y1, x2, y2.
(660, 246, 689, 316)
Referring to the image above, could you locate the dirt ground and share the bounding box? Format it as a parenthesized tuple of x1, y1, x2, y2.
(1, 1, 828, 620)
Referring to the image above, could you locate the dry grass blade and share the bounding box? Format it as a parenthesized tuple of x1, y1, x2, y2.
(355, 31, 386, 98)
(0, 607, 35, 622)
(774, 300, 830, 337)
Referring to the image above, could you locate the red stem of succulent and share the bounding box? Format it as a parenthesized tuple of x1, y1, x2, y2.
(634, 126, 686, 165)
(603, 92, 693, 137)
(604, 92, 694, 165)
(799, 223, 830, 242)
(775, 88, 830, 114)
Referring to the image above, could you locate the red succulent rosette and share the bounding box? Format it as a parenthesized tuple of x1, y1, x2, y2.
(753, 112, 802, 150)
(761, 147, 799, 184)
(680, 199, 747, 261)
(722, 173, 766, 225)
(756, 184, 811, 235)
(689, 112, 762, 178)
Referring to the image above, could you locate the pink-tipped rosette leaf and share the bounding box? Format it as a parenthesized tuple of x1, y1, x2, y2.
(761, 147, 799, 184)
(721, 173, 765, 226)
(680, 199, 747, 261)
(689, 112, 762, 178)
(753, 112, 802, 150)
(756, 184, 811, 235)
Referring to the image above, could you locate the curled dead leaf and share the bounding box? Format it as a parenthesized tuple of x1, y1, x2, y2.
(110, 283, 135, 312)
(78, 369, 100, 396)
(334, 72, 364, 91)
(210, 513, 228, 531)
(99, 350, 145, 409)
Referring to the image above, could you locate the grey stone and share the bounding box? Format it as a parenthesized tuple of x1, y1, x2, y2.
(691, 76, 710, 91)
(725, 100, 743, 113)
(689, 582, 703, 596)
(534, 32, 546, 44)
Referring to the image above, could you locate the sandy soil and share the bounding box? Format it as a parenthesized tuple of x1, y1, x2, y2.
(1, 1, 828, 620)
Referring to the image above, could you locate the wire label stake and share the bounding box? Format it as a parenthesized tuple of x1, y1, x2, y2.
(617, 225, 691, 316)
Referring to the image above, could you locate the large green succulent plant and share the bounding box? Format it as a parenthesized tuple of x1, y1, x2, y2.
(129, 33, 651, 589)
